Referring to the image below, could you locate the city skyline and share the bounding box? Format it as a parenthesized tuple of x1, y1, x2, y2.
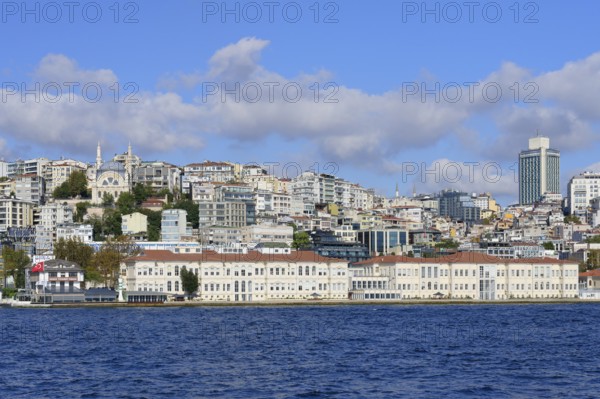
(2, 1, 600, 206)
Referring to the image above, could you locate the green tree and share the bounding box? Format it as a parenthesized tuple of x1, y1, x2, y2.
(54, 237, 97, 283)
(137, 208, 161, 241)
(292, 231, 311, 249)
(2, 247, 30, 289)
(102, 193, 115, 207)
(585, 235, 600, 244)
(564, 215, 581, 224)
(180, 266, 199, 299)
(67, 171, 90, 198)
(156, 188, 174, 203)
(75, 201, 91, 223)
(103, 209, 123, 237)
(435, 239, 460, 249)
(542, 242, 555, 250)
(52, 171, 89, 199)
(132, 183, 154, 204)
(116, 192, 136, 215)
(93, 237, 141, 288)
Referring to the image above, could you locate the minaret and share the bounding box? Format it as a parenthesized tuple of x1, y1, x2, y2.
(395, 182, 399, 199)
(125, 142, 133, 181)
(96, 142, 102, 168)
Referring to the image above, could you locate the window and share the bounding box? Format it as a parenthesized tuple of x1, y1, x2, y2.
(175, 266, 179, 276)
(175, 281, 179, 291)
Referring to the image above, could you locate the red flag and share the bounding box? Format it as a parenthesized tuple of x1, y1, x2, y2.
(32, 261, 44, 272)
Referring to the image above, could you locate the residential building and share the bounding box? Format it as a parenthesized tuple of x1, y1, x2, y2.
(39, 201, 74, 229)
(15, 174, 45, 205)
(0, 196, 35, 231)
(7, 157, 50, 178)
(56, 223, 94, 243)
(567, 172, 600, 219)
(438, 190, 481, 222)
(241, 224, 294, 247)
(519, 136, 560, 205)
(198, 201, 247, 228)
(122, 212, 148, 237)
(161, 209, 192, 242)
(42, 159, 88, 196)
(133, 161, 181, 192)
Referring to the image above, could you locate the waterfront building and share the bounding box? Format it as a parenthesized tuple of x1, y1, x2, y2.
(122, 247, 348, 302)
(350, 252, 579, 300)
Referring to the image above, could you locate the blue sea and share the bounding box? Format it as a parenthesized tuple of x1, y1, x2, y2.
(1, 304, 599, 398)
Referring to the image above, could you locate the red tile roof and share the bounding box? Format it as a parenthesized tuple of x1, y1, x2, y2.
(124, 250, 347, 264)
(580, 269, 600, 277)
(354, 252, 579, 265)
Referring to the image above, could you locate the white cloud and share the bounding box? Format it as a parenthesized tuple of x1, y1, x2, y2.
(2, 39, 600, 184)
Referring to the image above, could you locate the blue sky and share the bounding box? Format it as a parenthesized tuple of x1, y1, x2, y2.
(1, 0, 600, 205)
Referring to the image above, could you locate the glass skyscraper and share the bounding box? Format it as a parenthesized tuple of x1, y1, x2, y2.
(518, 136, 560, 205)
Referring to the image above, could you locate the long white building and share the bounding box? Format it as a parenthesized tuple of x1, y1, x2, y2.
(350, 252, 579, 300)
(122, 247, 349, 302)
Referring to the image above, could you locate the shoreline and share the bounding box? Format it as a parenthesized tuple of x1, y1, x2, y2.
(15, 298, 600, 308)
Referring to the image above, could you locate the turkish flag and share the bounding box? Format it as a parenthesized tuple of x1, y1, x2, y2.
(31, 262, 44, 272)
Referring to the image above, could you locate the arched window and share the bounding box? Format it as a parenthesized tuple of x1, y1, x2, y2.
(175, 281, 179, 291)
(312, 266, 316, 275)
(298, 266, 302, 276)
(305, 266, 310, 276)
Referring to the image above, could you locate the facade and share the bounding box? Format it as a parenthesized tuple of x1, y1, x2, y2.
(357, 228, 409, 255)
(579, 269, 600, 299)
(567, 172, 600, 219)
(15, 174, 45, 205)
(519, 136, 560, 205)
(0, 196, 35, 231)
(29, 259, 85, 303)
(122, 212, 148, 236)
(122, 248, 349, 302)
(161, 209, 192, 242)
(90, 143, 134, 204)
(42, 159, 88, 196)
(350, 252, 579, 300)
(198, 201, 247, 228)
(438, 190, 481, 222)
(39, 201, 73, 229)
(56, 223, 94, 243)
(7, 158, 50, 178)
(133, 161, 181, 192)
(241, 224, 294, 247)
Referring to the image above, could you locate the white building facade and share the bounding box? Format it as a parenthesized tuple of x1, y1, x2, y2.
(350, 252, 579, 300)
(122, 248, 349, 302)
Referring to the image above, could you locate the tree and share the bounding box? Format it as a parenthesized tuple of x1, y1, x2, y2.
(54, 237, 97, 283)
(542, 242, 555, 250)
(435, 239, 460, 249)
(93, 237, 141, 288)
(102, 193, 114, 207)
(180, 267, 199, 299)
(2, 247, 30, 289)
(585, 235, 600, 244)
(116, 192, 136, 215)
(132, 183, 154, 205)
(52, 171, 89, 199)
(138, 209, 161, 241)
(75, 201, 91, 222)
(564, 215, 581, 224)
(292, 231, 311, 249)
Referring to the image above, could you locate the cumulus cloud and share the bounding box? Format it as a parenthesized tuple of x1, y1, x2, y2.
(2, 38, 600, 183)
